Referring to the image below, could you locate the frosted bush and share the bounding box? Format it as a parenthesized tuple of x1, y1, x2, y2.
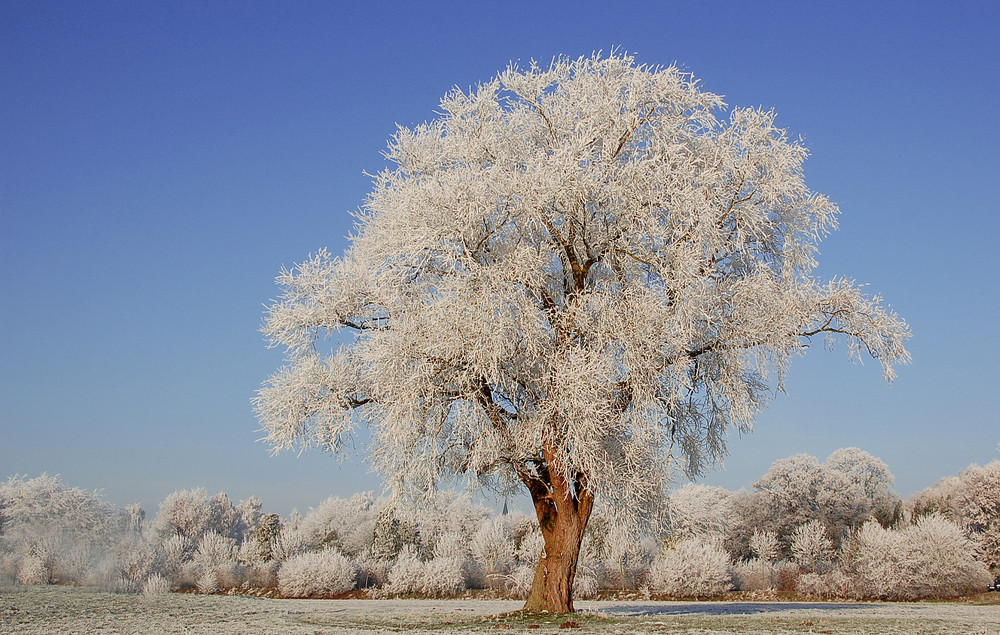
(572, 560, 600, 599)
(600, 521, 641, 590)
(191, 530, 244, 591)
(508, 563, 535, 598)
(845, 515, 991, 599)
(471, 518, 512, 586)
(955, 461, 1000, 573)
(383, 546, 424, 596)
(155, 534, 190, 577)
(56, 542, 98, 585)
(433, 530, 468, 561)
(278, 548, 356, 598)
(380, 545, 468, 597)
(17, 555, 49, 585)
(667, 484, 734, 540)
(353, 554, 392, 588)
(112, 537, 155, 592)
(197, 569, 220, 594)
(796, 570, 849, 598)
(205, 493, 244, 542)
(0, 553, 19, 585)
(731, 558, 775, 592)
(297, 492, 377, 556)
(903, 513, 991, 598)
(845, 519, 900, 598)
(246, 560, 278, 589)
(773, 560, 802, 592)
(648, 538, 731, 598)
(791, 520, 834, 573)
(420, 556, 466, 597)
(270, 525, 306, 563)
(141, 573, 170, 597)
(514, 526, 543, 566)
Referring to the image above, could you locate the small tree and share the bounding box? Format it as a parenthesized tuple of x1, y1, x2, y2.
(152, 489, 209, 541)
(748, 529, 780, 563)
(791, 520, 834, 573)
(255, 52, 909, 612)
(471, 517, 513, 587)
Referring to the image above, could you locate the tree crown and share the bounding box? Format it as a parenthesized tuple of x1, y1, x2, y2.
(256, 52, 909, 524)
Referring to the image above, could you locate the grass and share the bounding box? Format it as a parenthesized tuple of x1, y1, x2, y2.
(2, 585, 999, 634)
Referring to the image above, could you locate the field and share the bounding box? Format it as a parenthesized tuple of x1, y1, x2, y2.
(2, 586, 999, 634)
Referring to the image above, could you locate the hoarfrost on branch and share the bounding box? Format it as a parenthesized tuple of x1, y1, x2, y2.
(255, 52, 909, 529)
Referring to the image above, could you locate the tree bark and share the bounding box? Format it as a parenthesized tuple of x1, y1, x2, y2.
(521, 453, 594, 613)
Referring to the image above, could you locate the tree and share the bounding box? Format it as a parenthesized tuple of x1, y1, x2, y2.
(825, 447, 901, 527)
(746, 450, 899, 551)
(666, 484, 733, 541)
(955, 461, 1000, 575)
(791, 519, 834, 573)
(471, 517, 514, 586)
(255, 52, 909, 612)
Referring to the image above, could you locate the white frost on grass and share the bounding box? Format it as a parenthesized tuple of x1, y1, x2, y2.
(1, 585, 999, 634)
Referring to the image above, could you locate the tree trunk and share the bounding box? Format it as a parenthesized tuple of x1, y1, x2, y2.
(521, 455, 594, 613)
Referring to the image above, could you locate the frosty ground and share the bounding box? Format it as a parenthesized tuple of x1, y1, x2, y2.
(2, 586, 999, 634)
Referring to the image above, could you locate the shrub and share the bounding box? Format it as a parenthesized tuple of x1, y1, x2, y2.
(508, 563, 535, 598)
(731, 558, 775, 591)
(648, 538, 731, 598)
(572, 560, 600, 599)
(774, 561, 801, 593)
(297, 493, 377, 556)
(471, 518, 513, 586)
(845, 515, 992, 599)
(193, 531, 236, 572)
(380, 545, 469, 597)
(141, 573, 170, 597)
(796, 570, 849, 598)
(114, 536, 155, 592)
(844, 519, 900, 599)
(790, 520, 834, 573)
(353, 554, 391, 588)
(17, 555, 48, 585)
(278, 548, 356, 598)
(191, 530, 244, 592)
(382, 546, 424, 595)
(903, 513, 991, 599)
(152, 489, 209, 541)
(420, 556, 466, 597)
(196, 570, 219, 594)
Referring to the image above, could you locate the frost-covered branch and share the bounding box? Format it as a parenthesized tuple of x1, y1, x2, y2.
(256, 52, 909, 531)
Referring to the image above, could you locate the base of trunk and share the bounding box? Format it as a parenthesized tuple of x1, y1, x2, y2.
(522, 550, 576, 613)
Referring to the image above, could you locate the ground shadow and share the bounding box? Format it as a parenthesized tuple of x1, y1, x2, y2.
(598, 602, 873, 617)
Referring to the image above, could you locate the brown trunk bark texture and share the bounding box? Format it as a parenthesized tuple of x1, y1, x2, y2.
(521, 451, 594, 613)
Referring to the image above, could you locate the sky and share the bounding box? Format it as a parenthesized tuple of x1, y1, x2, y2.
(2, 1, 998, 519)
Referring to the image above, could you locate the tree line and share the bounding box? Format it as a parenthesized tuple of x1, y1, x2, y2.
(1, 447, 996, 601)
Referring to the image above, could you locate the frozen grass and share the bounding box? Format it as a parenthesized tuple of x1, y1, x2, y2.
(1, 586, 999, 634)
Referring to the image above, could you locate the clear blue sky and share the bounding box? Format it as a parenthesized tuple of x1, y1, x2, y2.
(2, 1, 997, 517)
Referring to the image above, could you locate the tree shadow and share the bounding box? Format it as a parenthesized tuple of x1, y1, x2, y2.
(598, 602, 872, 617)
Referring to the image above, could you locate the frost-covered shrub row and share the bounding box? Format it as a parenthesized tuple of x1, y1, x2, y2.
(2, 449, 997, 599)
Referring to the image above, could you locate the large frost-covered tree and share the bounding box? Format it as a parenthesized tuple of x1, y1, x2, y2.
(255, 53, 909, 612)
